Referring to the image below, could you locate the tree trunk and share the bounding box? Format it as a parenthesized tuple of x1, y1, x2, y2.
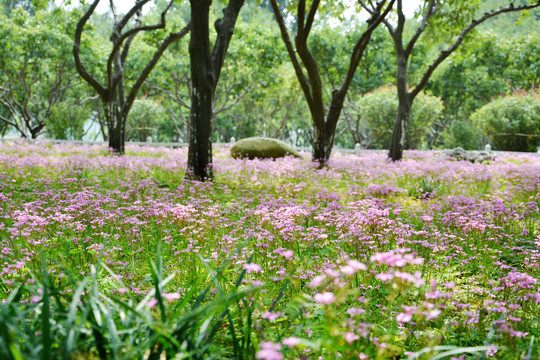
(313, 88, 350, 163)
(104, 101, 126, 154)
(312, 124, 335, 164)
(108, 125, 125, 154)
(389, 50, 410, 161)
(388, 99, 411, 161)
(186, 0, 214, 181)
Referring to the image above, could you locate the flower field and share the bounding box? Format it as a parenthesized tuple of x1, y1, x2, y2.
(1, 141, 539, 359)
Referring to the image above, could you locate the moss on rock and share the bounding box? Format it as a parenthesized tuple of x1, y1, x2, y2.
(230, 137, 301, 159)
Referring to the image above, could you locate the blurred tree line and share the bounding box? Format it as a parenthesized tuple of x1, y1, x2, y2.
(0, 0, 538, 152)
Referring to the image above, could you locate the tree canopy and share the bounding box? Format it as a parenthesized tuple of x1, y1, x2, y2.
(0, 0, 538, 166)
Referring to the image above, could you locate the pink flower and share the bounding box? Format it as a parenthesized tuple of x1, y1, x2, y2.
(308, 275, 326, 288)
(244, 263, 262, 273)
(261, 311, 283, 321)
(282, 337, 301, 346)
(444, 281, 456, 289)
(314, 292, 336, 304)
(146, 298, 158, 308)
(347, 307, 366, 316)
(376, 272, 394, 281)
(340, 259, 367, 276)
(281, 250, 294, 260)
(348, 259, 368, 271)
(256, 342, 283, 360)
(344, 332, 360, 344)
(371, 250, 423, 267)
(162, 292, 181, 302)
(425, 309, 442, 320)
(340, 265, 356, 276)
(396, 312, 413, 323)
(250, 280, 265, 287)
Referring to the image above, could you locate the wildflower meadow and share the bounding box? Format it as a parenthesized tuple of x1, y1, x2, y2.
(1, 141, 539, 359)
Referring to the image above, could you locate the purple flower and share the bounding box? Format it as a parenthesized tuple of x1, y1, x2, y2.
(314, 292, 336, 304)
(243, 263, 262, 273)
(256, 342, 282, 360)
(282, 337, 301, 347)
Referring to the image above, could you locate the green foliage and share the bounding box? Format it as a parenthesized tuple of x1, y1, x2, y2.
(443, 120, 485, 150)
(478, 0, 540, 36)
(310, 26, 395, 96)
(1, 0, 35, 16)
(471, 92, 540, 152)
(126, 98, 168, 142)
(46, 102, 89, 140)
(429, 32, 540, 122)
(0, 7, 87, 138)
(0, 249, 257, 359)
(351, 86, 444, 149)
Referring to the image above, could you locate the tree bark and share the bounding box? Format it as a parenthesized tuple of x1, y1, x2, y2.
(312, 125, 334, 164)
(104, 100, 126, 153)
(186, 0, 245, 181)
(389, 46, 410, 161)
(187, 0, 214, 181)
(388, 95, 411, 161)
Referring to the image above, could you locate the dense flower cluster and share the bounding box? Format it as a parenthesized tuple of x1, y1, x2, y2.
(1, 141, 539, 358)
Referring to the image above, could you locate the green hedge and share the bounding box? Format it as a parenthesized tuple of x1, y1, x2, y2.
(471, 92, 540, 152)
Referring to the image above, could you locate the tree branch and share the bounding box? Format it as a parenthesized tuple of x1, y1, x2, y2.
(214, 79, 254, 115)
(325, 0, 394, 132)
(410, 1, 540, 100)
(117, 0, 152, 32)
(108, 1, 174, 87)
(269, 0, 314, 113)
(404, 0, 437, 57)
(73, 0, 106, 97)
(340, 0, 394, 95)
(124, 22, 191, 118)
(211, 0, 245, 92)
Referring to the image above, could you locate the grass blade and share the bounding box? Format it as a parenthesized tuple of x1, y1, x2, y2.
(41, 258, 50, 360)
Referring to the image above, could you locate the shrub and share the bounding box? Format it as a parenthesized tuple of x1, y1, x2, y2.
(352, 86, 443, 149)
(443, 120, 485, 150)
(46, 102, 89, 140)
(471, 92, 540, 152)
(126, 98, 168, 142)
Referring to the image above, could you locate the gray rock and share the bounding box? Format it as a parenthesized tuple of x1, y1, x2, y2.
(230, 137, 302, 159)
(445, 147, 496, 163)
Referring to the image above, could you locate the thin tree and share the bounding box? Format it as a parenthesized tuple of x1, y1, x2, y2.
(359, 0, 540, 161)
(186, 0, 245, 181)
(73, 0, 190, 154)
(269, 0, 395, 164)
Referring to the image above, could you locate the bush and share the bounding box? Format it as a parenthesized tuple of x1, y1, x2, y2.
(351, 86, 443, 149)
(471, 92, 540, 152)
(46, 102, 89, 140)
(443, 120, 485, 150)
(126, 98, 168, 142)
